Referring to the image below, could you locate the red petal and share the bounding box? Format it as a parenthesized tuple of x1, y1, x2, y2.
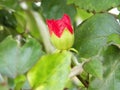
(46, 14, 73, 38)
(46, 20, 54, 35)
(62, 14, 73, 34)
(55, 19, 65, 37)
(46, 20, 59, 36)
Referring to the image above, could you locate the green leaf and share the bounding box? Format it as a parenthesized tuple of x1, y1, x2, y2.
(27, 51, 72, 90)
(0, 28, 11, 42)
(0, 0, 20, 10)
(83, 58, 103, 79)
(76, 8, 93, 20)
(25, 11, 42, 41)
(14, 75, 26, 90)
(0, 36, 44, 78)
(0, 9, 17, 29)
(41, 0, 76, 21)
(88, 45, 120, 90)
(67, 0, 120, 12)
(15, 11, 26, 33)
(108, 33, 120, 48)
(74, 13, 120, 58)
(22, 80, 31, 90)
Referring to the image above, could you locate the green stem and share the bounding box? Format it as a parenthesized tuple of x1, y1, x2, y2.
(77, 75, 89, 88)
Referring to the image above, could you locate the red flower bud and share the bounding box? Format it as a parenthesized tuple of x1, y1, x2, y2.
(46, 14, 74, 50)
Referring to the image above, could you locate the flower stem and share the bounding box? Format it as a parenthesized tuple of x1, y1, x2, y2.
(31, 11, 55, 53)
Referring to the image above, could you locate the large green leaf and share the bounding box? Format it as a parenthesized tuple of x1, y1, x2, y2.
(27, 51, 72, 90)
(74, 13, 120, 58)
(88, 45, 120, 90)
(41, 0, 76, 21)
(0, 36, 44, 78)
(67, 0, 120, 12)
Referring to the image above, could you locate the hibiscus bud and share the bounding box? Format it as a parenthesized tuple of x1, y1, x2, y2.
(46, 14, 74, 50)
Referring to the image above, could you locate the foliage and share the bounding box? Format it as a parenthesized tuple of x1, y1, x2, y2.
(0, 0, 120, 90)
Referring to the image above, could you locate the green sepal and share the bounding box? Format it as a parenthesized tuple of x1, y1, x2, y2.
(51, 29, 74, 50)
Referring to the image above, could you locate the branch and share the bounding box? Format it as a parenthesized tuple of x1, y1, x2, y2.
(69, 63, 83, 78)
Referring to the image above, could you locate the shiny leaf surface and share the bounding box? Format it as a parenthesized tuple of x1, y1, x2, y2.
(74, 13, 120, 58)
(27, 51, 71, 90)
